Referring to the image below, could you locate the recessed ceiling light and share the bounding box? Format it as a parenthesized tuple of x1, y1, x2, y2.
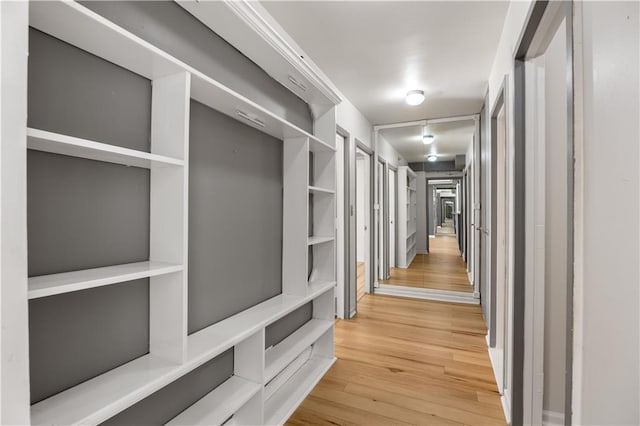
(426, 154, 437, 162)
(405, 90, 425, 106)
(423, 135, 435, 145)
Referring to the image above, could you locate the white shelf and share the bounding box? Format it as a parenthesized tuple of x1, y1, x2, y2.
(264, 356, 335, 426)
(30, 281, 335, 426)
(308, 136, 335, 152)
(187, 280, 335, 367)
(307, 236, 334, 246)
(265, 319, 333, 382)
(31, 354, 179, 426)
(28, 1, 335, 150)
(166, 376, 260, 426)
(28, 261, 183, 299)
(308, 185, 335, 195)
(27, 128, 183, 169)
(407, 230, 416, 239)
(308, 280, 336, 289)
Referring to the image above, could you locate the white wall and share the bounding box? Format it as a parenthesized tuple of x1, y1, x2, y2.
(378, 133, 408, 168)
(484, 2, 533, 422)
(487, 1, 534, 109)
(336, 97, 373, 148)
(573, 2, 640, 424)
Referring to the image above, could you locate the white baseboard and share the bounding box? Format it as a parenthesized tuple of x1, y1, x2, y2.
(543, 410, 564, 426)
(375, 284, 479, 304)
(502, 391, 512, 425)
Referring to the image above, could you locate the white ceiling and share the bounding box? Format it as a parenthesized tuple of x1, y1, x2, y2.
(379, 119, 475, 163)
(261, 1, 508, 127)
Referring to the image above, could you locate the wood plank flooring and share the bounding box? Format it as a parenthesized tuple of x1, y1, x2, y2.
(381, 235, 473, 293)
(286, 295, 505, 426)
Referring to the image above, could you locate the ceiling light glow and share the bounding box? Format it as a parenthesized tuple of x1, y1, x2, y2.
(423, 135, 435, 145)
(405, 90, 425, 106)
(426, 154, 437, 162)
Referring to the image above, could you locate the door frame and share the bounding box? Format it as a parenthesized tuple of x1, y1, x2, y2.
(336, 125, 351, 320)
(376, 156, 390, 282)
(356, 140, 375, 296)
(512, 1, 575, 424)
(489, 76, 508, 348)
(388, 165, 398, 273)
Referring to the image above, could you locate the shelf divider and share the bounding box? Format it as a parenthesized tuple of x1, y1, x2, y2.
(307, 236, 334, 246)
(264, 356, 335, 426)
(264, 319, 333, 382)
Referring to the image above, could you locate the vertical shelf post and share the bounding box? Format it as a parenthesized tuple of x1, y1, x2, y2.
(149, 71, 191, 363)
(234, 329, 264, 424)
(0, 2, 31, 423)
(283, 137, 309, 296)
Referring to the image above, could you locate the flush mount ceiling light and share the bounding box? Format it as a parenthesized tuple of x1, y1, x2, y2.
(405, 90, 425, 106)
(426, 154, 438, 162)
(423, 134, 435, 145)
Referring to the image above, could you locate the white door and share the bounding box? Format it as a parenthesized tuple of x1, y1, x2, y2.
(389, 169, 396, 268)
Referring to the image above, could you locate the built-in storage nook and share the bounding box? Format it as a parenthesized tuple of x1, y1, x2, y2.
(398, 166, 417, 268)
(6, 1, 338, 424)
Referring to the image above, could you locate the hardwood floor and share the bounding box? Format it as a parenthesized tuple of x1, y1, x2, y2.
(286, 295, 504, 426)
(380, 235, 473, 293)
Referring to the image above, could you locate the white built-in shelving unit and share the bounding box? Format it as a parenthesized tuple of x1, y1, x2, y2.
(398, 166, 417, 268)
(1, 1, 338, 425)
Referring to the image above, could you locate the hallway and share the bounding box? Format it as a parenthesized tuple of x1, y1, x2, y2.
(380, 235, 473, 293)
(287, 294, 504, 425)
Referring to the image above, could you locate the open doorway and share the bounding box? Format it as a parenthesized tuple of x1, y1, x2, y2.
(355, 146, 371, 303)
(375, 118, 478, 303)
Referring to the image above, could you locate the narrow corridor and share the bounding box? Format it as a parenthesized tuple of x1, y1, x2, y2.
(287, 294, 504, 425)
(380, 236, 473, 293)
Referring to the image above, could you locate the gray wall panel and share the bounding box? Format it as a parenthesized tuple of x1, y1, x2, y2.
(27, 29, 151, 404)
(188, 100, 284, 334)
(265, 303, 312, 349)
(28, 29, 152, 152)
(101, 350, 234, 426)
(29, 280, 150, 404)
(27, 151, 150, 276)
(81, 1, 313, 132)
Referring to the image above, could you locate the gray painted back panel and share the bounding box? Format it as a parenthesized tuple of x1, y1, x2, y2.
(265, 303, 312, 348)
(80, 1, 312, 132)
(28, 29, 152, 152)
(29, 280, 150, 404)
(27, 151, 150, 276)
(188, 100, 284, 334)
(100, 350, 234, 426)
(27, 31, 152, 404)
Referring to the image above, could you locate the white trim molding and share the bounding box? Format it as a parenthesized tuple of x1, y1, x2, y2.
(376, 285, 480, 305)
(177, 0, 342, 115)
(543, 410, 565, 426)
